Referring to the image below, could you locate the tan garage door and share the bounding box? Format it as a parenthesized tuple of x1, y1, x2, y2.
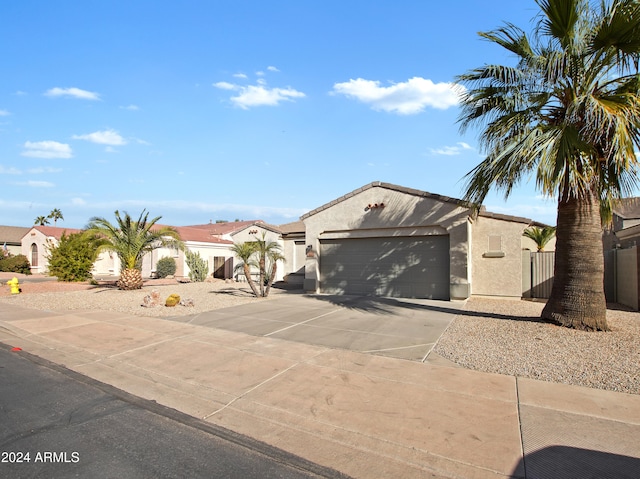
(319, 236, 450, 299)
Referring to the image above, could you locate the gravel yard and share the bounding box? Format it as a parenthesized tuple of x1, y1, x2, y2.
(1, 275, 638, 395)
(0, 275, 284, 317)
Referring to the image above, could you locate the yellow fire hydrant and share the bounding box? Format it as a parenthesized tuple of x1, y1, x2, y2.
(6, 277, 21, 294)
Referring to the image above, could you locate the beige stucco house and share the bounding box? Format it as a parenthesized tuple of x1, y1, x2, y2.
(301, 182, 533, 300)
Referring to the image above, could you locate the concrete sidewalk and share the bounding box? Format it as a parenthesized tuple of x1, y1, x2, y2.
(1, 300, 639, 479)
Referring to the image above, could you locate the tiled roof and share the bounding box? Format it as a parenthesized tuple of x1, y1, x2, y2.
(172, 226, 233, 244)
(613, 197, 640, 219)
(279, 220, 305, 235)
(185, 220, 265, 235)
(31, 226, 84, 240)
(0, 226, 31, 243)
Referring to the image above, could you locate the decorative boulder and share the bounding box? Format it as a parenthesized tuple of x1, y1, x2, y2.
(142, 290, 161, 308)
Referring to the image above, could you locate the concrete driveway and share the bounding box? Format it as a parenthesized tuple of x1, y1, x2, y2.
(169, 293, 465, 361)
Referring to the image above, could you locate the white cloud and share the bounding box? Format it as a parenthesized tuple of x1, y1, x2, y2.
(45, 87, 100, 100)
(21, 141, 73, 159)
(0, 165, 21, 174)
(27, 166, 63, 174)
(23, 180, 55, 188)
(429, 142, 474, 156)
(233, 73, 248, 79)
(72, 129, 127, 146)
(267, 66, 280, 72)
(71, 197, 86, 205)
(214, 81, 305, 109)
(0, 109, 10, 116)
(119, 104, 139, 111)
(331, 77, 464, 114)
(213, 81, 237, 90)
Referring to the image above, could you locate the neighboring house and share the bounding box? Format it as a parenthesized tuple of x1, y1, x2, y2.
(21, 226, 84, 274)
(602, 197, 640, 309)
(301, 182, 533, 300)
(0, 226, 30, 257)
(24, 220, 287, 282)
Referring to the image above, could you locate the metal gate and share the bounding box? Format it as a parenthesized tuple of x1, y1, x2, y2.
(523, 251, 555, 299)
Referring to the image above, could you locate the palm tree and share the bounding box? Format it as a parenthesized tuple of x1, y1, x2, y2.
(230, 241, 260, 297)
(523, 226, 556, 252)
(457, 0, 640, 331)
(231, 233, 284, 298)
(252, 233, 285, 297)
(86, 210, 183, 290)
(34, 216, 50, 226)
(48, 208, 64, 226)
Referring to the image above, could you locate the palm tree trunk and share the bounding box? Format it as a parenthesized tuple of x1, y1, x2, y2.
(264, 262, 277, 297)
(243, 264, 260, 297)
(541, 186, 609, 331)
(258, 256, 265, 297)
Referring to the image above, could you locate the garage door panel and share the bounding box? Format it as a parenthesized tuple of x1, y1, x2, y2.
(320, 236, 450, 300)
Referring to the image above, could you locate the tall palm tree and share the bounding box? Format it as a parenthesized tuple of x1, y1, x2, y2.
(86, 210, 183, 290)
(457, 0, 640, 331)
(48, 208, 64, 226)
(34, 216, 50, 226)
(523, 226, 556, 251)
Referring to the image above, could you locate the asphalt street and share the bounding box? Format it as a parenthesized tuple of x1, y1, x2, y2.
(0, 347, 348, 479)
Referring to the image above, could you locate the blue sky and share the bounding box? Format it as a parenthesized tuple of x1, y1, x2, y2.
(0, 0, 561, 229)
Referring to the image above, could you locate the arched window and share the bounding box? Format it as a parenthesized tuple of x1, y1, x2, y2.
(31, 243, 38, 267)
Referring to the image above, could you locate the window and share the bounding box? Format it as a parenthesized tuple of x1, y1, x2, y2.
(31, 243, 38, 267)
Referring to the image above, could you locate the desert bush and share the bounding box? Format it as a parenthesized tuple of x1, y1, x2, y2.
(155, 256, 176, 278)
(0, 254, 32, 274)
(185, 250, 208, 282)
(46, 232, 101, 282)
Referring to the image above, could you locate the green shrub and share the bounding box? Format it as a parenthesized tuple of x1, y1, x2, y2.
(46, 232, 100, 282)
(185, 250, 208, 282)
(155, 256, 176, 278)
(165, 294, 181, 307)
(0, 254, 32, 274)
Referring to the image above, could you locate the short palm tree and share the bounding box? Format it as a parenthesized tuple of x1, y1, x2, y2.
(252, 233, 285, 297)
(86, 210, 183, 290)
(48, 208, 64, 226)
(231, 233, 284, 298)
(231, 241, 260, 297)
(457, 0, 640, 331)
(34, 216, 50, 226)
(523, 226, 556, 252)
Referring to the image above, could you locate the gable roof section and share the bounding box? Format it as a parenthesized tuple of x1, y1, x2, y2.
(0, 226, 31, 243)
(186, 220, 266, 235)
(301, 182, 465, 220)
(279, 220, 305, 235)
(301, 181, 533, 225)
(29, 226, 84, 240)
(172, 226, 233, 244)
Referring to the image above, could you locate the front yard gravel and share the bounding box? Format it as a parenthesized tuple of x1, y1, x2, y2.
(434, 298, 639, 395)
